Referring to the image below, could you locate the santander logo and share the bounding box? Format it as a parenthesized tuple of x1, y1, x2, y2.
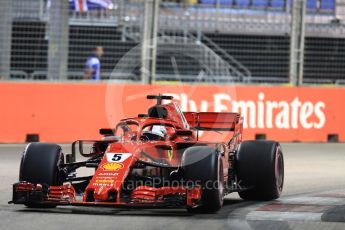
(168, 93, 326, 130)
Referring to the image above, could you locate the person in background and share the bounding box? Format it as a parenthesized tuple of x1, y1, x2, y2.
(84, 46, 104, 80)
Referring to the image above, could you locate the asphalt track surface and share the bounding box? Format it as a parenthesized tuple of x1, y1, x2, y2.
(0, 143, 345, 230)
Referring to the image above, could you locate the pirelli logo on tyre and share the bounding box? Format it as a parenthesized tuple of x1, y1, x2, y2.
(101, 162, 123, 171)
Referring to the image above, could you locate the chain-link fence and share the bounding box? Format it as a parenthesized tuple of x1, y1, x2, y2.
(0, 0, 344, 85)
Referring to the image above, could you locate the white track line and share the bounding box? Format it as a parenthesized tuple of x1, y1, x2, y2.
(278, 197, 345, 206)
(247, 211, 322, 222)
(245, 191, 345, 222)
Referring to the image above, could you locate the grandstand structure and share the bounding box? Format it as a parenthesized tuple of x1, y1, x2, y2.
(1, 0, 345, 84)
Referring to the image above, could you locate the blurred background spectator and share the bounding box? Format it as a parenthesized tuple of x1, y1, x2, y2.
(84, 46, 104, 80)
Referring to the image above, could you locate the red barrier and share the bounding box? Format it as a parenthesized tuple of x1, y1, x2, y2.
(0, 82, 344, 143)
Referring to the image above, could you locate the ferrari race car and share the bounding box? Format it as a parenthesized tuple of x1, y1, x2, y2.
(10, 95, 284, 213)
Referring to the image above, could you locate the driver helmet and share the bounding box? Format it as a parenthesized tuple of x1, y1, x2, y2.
(151, 125, 166, 139)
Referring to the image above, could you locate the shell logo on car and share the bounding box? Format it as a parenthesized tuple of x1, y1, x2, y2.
(95, 179, 114, 184)
(101, 162, 123, 171)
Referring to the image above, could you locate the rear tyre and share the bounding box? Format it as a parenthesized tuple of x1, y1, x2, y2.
(182, 146, 224, 213)
(236, 141, 284, 201)
(20, 143, 64, 208)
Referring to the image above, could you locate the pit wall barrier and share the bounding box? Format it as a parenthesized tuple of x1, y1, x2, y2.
(0, 82, 344, 143)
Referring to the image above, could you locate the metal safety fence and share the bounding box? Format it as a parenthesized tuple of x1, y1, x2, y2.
(0, 0, 345, 85)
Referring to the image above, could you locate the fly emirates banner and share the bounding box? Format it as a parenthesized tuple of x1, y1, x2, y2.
(0, 83, 343, 142)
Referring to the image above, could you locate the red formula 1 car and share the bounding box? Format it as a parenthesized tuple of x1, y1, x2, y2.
(10, 95, 284, 213)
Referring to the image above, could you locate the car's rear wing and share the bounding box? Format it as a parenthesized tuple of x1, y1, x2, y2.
(183, 112, 242, 131)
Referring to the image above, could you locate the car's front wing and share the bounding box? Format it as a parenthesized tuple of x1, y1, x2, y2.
(9, 182, 202, 209)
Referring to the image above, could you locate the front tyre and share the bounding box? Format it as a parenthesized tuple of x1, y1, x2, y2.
(182, 146, 224, 213)
(236, 141, 284, 200)
(19, 143, 64, 208)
